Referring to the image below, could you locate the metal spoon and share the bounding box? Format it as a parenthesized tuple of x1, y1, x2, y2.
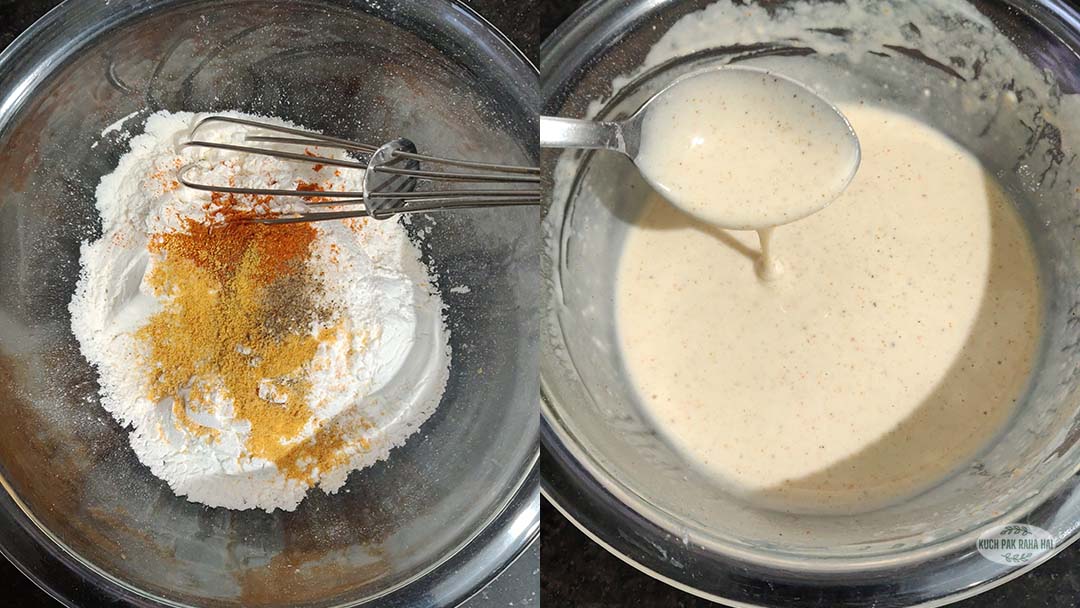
(540, 66, 861, 230)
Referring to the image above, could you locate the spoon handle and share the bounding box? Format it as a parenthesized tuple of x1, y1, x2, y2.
(540, 116, 627, 154)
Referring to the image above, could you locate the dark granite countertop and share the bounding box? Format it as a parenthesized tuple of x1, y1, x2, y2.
(538, 2, 1080, 607)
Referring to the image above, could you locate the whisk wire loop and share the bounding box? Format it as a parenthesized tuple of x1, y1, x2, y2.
(177, 115, 540, 223)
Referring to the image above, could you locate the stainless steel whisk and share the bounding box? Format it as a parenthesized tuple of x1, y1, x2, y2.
(177, 116, 540, 224)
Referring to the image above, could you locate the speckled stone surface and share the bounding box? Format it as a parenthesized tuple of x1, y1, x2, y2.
(0, 0, 537, 606)
(538, 1, 1080, 606)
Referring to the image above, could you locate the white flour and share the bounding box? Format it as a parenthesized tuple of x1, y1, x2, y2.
(69, 111, 450, 512)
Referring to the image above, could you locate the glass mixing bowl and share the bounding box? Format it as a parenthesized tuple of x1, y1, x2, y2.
(0, 0, 538, 606)
(541, 0, 1080, 605)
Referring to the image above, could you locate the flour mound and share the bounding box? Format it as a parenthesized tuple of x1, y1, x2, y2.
(69, 111, 450, 512)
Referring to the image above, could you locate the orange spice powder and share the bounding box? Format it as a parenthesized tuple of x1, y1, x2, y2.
(296, 180, 332, 204)
(137, 192, 348, 481)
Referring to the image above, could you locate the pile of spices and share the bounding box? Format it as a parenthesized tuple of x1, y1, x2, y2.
(138, 192, 344, 480)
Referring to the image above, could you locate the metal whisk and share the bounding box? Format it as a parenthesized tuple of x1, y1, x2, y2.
(177, 116, 540, 224)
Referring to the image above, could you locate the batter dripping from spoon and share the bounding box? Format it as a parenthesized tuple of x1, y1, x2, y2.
(633, 67, 861, 280)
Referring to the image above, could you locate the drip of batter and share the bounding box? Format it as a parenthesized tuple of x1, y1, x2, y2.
(618, 105, 1041, 514)
(755, 228, 783, 281)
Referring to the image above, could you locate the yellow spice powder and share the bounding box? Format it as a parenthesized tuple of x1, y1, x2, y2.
(137, 209, 355, 482)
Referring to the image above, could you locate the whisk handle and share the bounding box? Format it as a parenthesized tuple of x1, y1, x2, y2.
(540, 116, 628, 155)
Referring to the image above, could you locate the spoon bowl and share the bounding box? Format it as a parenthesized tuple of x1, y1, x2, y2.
(541, 66, 861, 229)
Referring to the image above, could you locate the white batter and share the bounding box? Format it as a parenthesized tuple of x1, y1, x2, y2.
(618, 104, 1041, 513)
(635, 68, 860, 230)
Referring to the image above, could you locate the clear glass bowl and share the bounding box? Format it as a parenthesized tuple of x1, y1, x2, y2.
(541, 0, 1080, 605)
(0, 1, 538, 606)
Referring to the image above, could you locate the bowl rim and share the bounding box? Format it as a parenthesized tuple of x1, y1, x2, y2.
(0, 0, 540, 606)
(539, 0, 1080, 605)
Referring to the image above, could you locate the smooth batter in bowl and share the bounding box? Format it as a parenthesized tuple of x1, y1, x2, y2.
(541, 0, 1080, 605)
